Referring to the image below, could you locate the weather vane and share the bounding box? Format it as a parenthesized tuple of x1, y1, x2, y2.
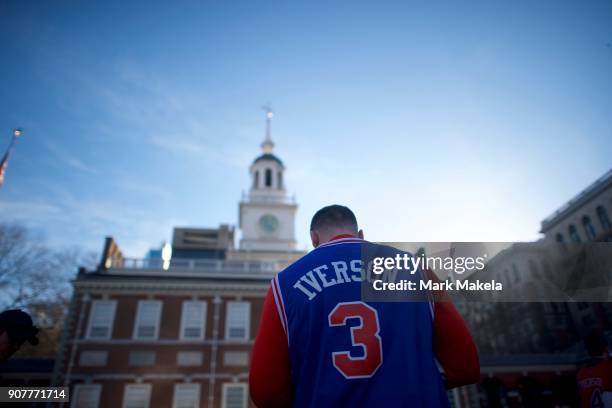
(262, 103, 273, 119)
(261, 104, 275, 153)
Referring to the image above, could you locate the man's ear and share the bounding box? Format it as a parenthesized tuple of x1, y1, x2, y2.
(310, 230, 320, 248)
(358, 229, 364, 239)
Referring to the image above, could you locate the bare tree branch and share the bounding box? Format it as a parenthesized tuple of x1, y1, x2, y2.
(0, 222, 97, 357)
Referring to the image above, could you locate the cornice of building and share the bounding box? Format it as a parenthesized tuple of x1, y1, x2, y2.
(73, 278, 269, 294)
(540, 169, 612, 232)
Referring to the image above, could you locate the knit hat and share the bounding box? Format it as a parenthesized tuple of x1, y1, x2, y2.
(0, 309, 39, 346)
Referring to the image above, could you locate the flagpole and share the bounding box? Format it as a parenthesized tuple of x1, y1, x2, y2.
(0, 128, 24, 188)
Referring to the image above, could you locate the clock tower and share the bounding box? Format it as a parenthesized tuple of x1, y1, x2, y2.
(239, 108, 298, 251)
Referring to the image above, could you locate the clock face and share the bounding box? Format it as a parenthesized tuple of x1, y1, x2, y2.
(259, 214, 279, 235)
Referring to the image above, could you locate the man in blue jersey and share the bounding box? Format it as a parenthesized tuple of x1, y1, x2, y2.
(250, 205, 479, 407)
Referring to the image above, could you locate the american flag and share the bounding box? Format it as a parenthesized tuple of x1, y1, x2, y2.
(0, 149, 10, 187)
(0, 128, 22, 187)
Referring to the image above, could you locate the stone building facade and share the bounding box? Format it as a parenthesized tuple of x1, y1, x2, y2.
(456, 169, 612, 407)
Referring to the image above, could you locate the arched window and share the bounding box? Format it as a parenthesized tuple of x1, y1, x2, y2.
(265, 169, 272, 187)
(555, 233, 564, 243)
(597, 206, 611, 231)
(254, 170, 259, 189)
(582, 215, 597, 241)
(568, 225, 581, 242)
(278, 171, 283, 190)
(512, 263, 520, 283)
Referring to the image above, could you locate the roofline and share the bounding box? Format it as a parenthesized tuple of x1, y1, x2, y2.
(540, 168, 612, 233)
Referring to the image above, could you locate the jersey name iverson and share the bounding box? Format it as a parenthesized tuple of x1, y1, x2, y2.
(292, 260, 363, 301)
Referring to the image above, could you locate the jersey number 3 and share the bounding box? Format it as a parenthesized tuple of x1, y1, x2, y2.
(328, 301, 383, 379)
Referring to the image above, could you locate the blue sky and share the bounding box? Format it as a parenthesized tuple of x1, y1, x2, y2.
(0, 0, 611, 257)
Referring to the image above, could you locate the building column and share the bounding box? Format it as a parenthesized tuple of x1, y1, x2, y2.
(208, 295, 222, 407)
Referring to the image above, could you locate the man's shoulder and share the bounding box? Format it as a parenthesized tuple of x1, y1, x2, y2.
(577, 357, 610, 380)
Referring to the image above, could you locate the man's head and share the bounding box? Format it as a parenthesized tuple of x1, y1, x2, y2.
(584, 329, 608, 358)
(310, 204, 363, 248)
(0, 309, 39, 362)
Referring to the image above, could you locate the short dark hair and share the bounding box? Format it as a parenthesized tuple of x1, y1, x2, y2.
(584, 329, 607, 357)
(310, 205, 358, 232)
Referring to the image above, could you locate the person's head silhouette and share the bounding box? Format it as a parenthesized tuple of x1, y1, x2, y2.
(0, 309, 39, 362)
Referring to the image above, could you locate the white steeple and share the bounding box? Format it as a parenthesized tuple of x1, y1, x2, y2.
(249, 106, 285, 194)
(261, 105, 275, 154)
(239, 107, 297, 251)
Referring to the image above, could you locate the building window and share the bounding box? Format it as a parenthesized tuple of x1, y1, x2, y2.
(555, 233, 564, 243)
(278, 171, 283, 189)
(128, 351, 155, 366)
(254, 170, 259, 189)
(511, 264, 520, 283)
(597, 205, 611, 231)
(512, 265, 521, 283)
(265, 168, 272, 187)
(180, 301, 206, 340)
(583, 215, 597, 241)
(133, 300, 162, 340)
(72, 384, 101, 408)
(173, 383, 200, 408)
(225, 302, 250, 340)
(222, 383, 247, 408)
(79, 351, 108, 367)
(568, 225, 581, 242)
(86, 300, 117, 340)
(122, 384, 152, 408)
(528, 260, 540, 279)
(503, 269, 511, 288)
(223, 351, 249, 366)
(177, 351, 203, 366)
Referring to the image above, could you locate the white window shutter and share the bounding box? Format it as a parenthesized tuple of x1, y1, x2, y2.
(225, 302, 250, 340)
(181, 301, 206, 340)
(222, 384, 247, 408)
(72, 384, 101, 408)
(134, 301, 162, 340)
(173, 383, 200, 408)
(87, 301, 116, 339)
(122, 384, 151, 408)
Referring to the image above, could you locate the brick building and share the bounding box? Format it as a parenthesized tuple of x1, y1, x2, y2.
(52, 112, 305, 408)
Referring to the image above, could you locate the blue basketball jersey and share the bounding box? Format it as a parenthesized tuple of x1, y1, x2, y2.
(271, 238, 450, 408)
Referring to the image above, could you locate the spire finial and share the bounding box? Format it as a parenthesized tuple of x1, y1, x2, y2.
(261, 104, 274, 153)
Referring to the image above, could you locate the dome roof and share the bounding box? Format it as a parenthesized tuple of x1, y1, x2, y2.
(253, 153, 284, 167)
